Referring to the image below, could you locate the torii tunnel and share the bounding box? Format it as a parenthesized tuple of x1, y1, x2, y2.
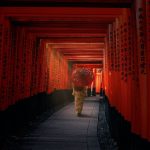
(0, 0, 150, 149)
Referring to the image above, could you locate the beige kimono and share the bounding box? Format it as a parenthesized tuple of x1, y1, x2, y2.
(72, 87, 87, 115)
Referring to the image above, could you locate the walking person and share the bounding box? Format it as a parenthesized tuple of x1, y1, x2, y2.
(71, 68, 94, 116)
(72, 86, 87, 116)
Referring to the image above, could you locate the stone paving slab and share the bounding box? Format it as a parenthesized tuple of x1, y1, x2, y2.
(20, 142, 87, 150)
(8, 96, 100, 150)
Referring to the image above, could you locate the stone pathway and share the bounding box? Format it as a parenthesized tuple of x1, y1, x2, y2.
(5, 96, 100, 150)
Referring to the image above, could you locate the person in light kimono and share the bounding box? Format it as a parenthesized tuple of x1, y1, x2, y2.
(72, 85, 87, 116)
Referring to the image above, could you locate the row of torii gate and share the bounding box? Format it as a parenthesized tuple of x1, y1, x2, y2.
(0, 0, 150, 143)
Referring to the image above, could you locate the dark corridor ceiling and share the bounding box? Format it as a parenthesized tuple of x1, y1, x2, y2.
(0, 0, 132, 65)
(0, 0, 132, 7)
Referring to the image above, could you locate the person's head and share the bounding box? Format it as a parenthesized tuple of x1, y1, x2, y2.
(74, 86, 84, 91)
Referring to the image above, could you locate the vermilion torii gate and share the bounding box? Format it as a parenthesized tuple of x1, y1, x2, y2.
(0, 0, 150, 144)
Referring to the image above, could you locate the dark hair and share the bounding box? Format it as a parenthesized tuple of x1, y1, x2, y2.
(74, 86, 85, 91)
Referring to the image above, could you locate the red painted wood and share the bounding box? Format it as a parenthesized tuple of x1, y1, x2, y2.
(135, 0, 148, 139)
(0, 2, 150, 142)
(0, 18, 11, 110)
(0, 7, 123, 16)
(146, 0, 150, 141)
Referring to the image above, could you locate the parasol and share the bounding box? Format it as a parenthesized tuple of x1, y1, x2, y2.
(71, 68, 94, 87)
